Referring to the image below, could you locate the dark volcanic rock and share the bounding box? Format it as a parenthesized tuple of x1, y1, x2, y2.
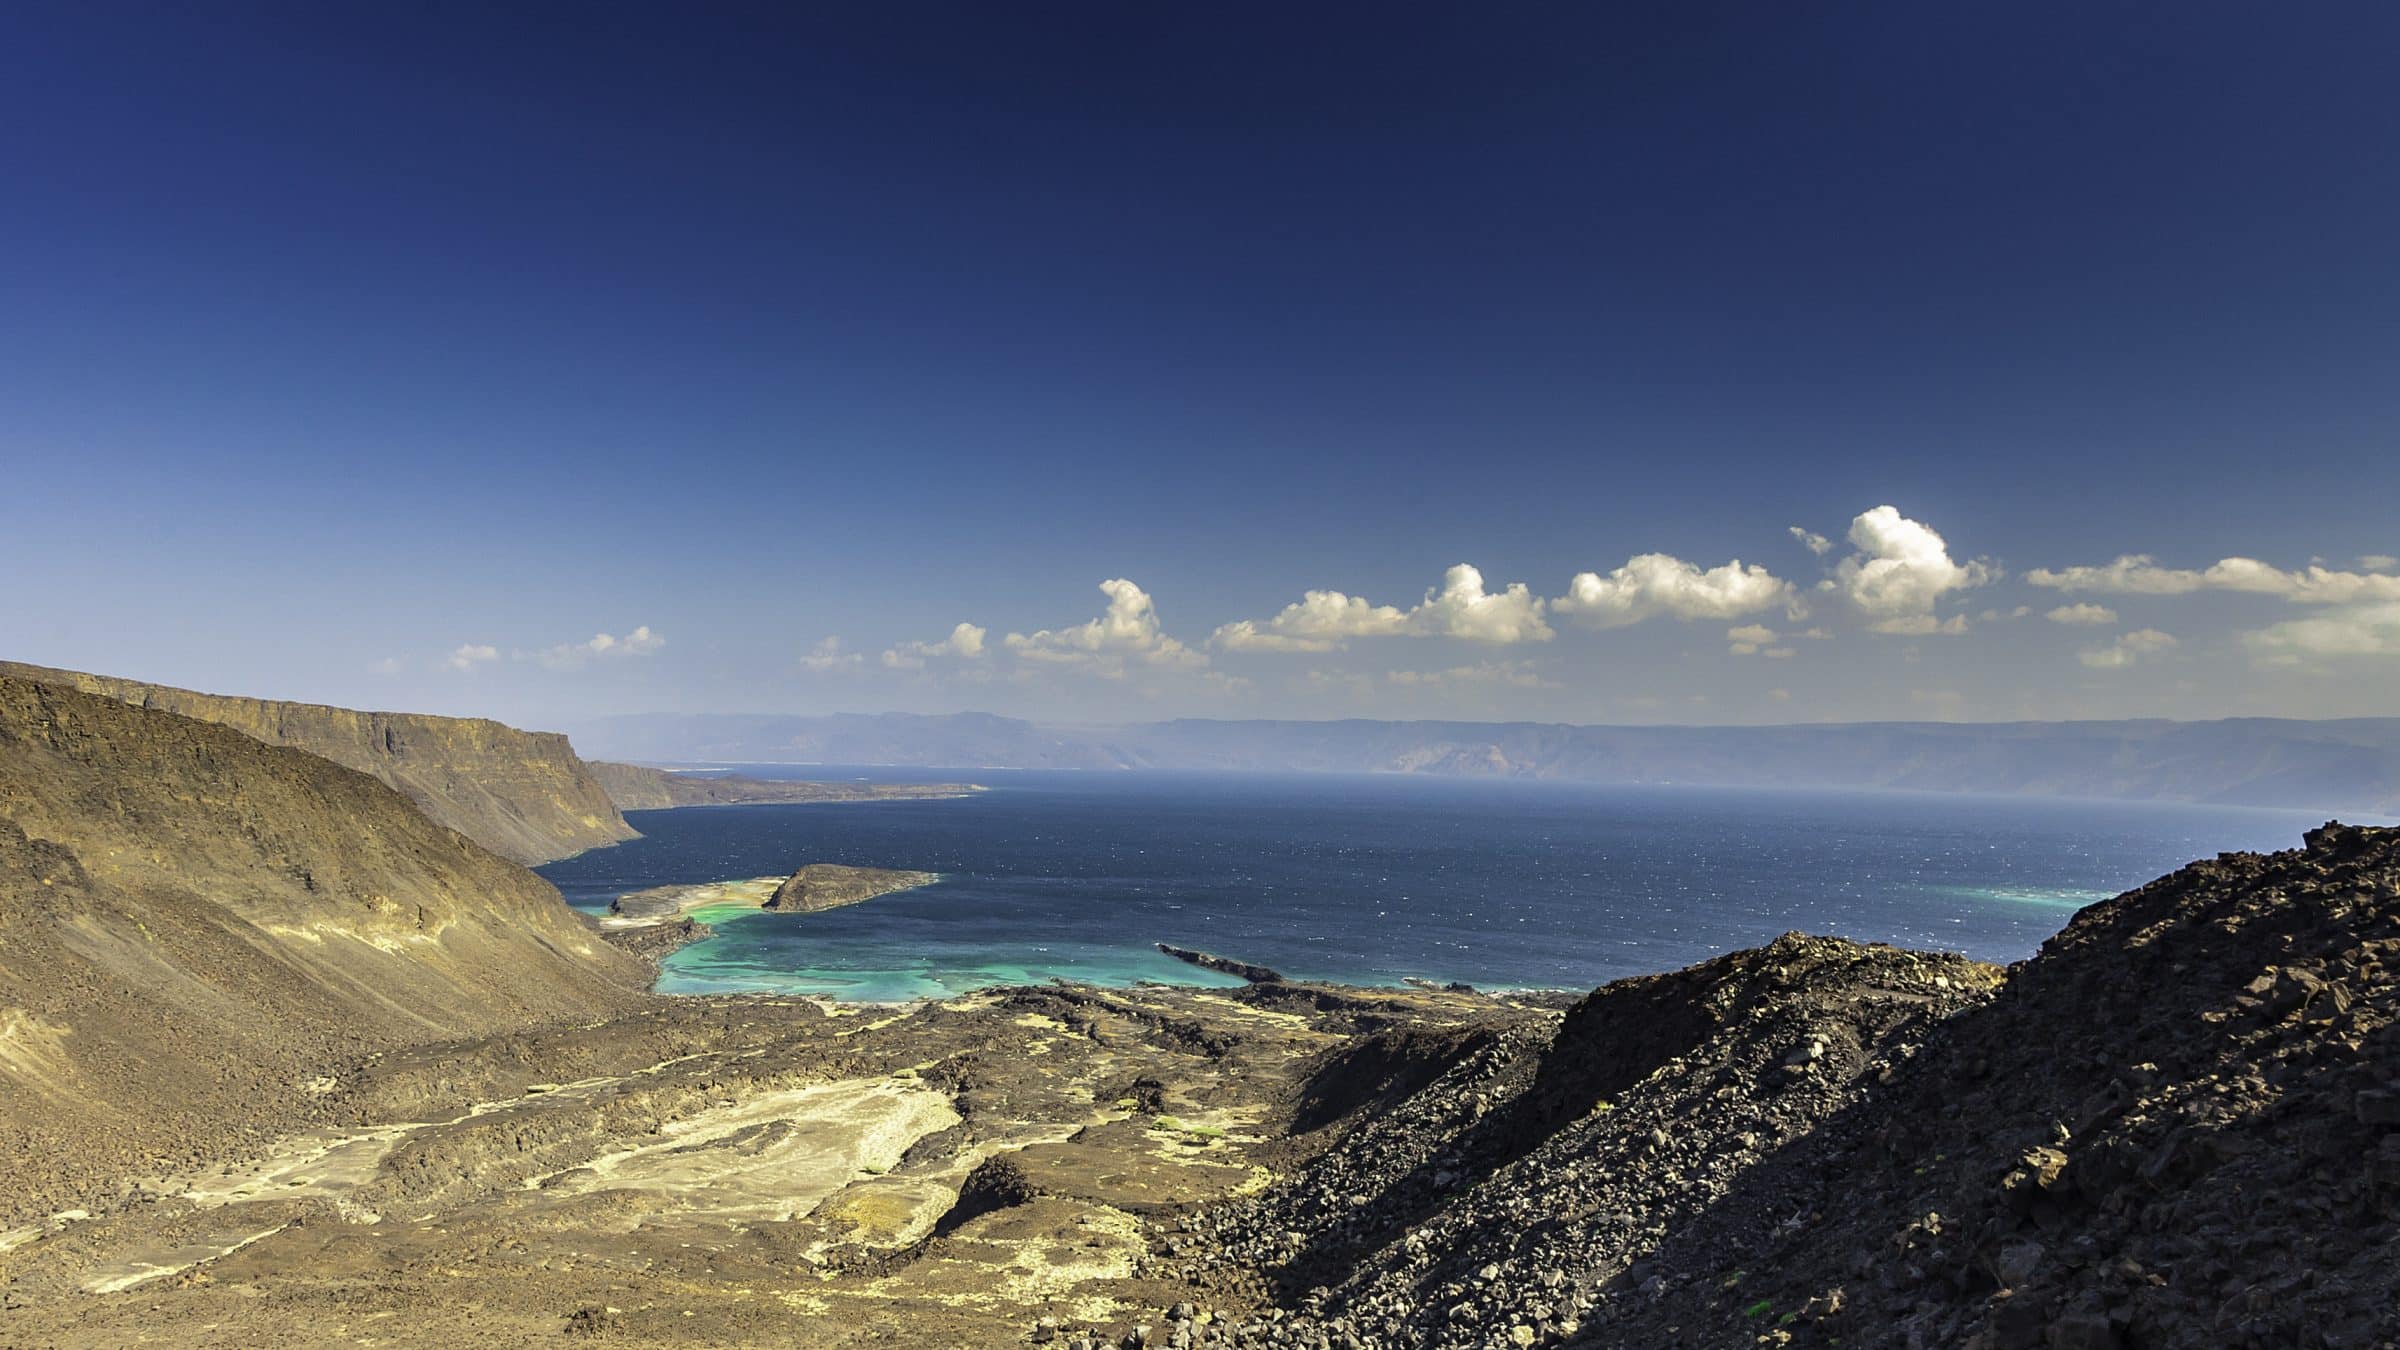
(1609, 821, 2400, 1350)
(1164, 935, 1996, 1348)
(598, 916, 713, 967)
(1157, 944, 1286, 984)
(764, 863, 939, 912)
(1122, 825, 2400, 1350)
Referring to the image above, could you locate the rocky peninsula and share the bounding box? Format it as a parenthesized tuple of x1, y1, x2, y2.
(603, 864, 940, 931)
(587, 760, 981, 811)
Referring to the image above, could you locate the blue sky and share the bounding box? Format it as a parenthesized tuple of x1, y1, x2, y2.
(3, 2, 2397, 727)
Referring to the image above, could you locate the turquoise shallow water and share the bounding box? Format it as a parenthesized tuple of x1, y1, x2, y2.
(538, 770, 2348, 1001)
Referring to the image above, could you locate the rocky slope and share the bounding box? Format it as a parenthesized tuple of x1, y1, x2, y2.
(0, 675, 646, 1220)
(0, 660, 635, 864)
(588, 759, 978, 809)
(1111, 824, 2400, 1349)
(1607, 820, 2400, 1350)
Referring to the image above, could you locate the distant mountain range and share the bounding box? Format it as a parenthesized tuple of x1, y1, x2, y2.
(570, 711, 2400, 815)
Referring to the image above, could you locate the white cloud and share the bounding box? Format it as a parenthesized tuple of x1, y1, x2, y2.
(1213, 564, 1551, 651)
(798, 636, 863, 673)
(1789, 527, 1834, 556)
(369, 656, 403, 675)
(2242, 602, 2400, 661)
(1211, 590, 1410, 652)
(1006, 579, 1206, 676)
(444, 643, 499, 672)
(1824, 506, 1993, 634)
(2027, 555, 2400, 604)
(1409, 565, 1555, 644)
(2361, 555, 2399, 574)
(881, 622, 989, 670)
(2045, 604, 2119, 627)
(1386, 660, 1553, 689)
(540, 625, 665, 669)
(1553, 554, 1793, 630)
(2079, 628, 2179, 669)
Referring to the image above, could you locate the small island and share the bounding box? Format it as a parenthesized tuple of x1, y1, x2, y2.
(602, 863, 941, 930)
(765, 862, 943, 912)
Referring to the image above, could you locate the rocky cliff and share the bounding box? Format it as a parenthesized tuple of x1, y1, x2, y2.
(0, 660, 636, 864)
(0, 675, 647, 1218)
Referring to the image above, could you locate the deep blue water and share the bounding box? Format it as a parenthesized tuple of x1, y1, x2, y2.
(537, 770, 2344, 1002)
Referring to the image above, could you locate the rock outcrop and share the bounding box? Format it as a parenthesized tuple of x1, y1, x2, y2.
(587, 760, 977, 811)
(1611, 819, 2400, 1349)
(1157, 944, 1286, 984)
(1129, 824, 2400, 1349)
(764, 863, 940, 912)
(0, 660, 635, 864)
(0, 675, 646, 1219)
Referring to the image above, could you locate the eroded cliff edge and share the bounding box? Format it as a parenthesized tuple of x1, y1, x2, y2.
(0, 660, 636, 864)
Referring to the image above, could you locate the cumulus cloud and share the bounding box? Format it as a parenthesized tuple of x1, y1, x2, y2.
(1211, 564, 1551, 651)
(1211, 590, 1411, 652)
(2027, 555, 2400, 604)
(798, 636, 863, 672)
(1789, 527, 1834, 556)
(2045, 604, 2119, 626)
(1385, 660, 1553, 689)
(1414, 564, 1554, 643)
(1006, 579, 1206, 675)
(881, 622, 989, 670)
(2361, 555, 2399, 574)
(2079, 628, 2179, 669)
(1552, 554, 1793, 630)
(2243, 603, 2400, 661)
(1823, 506, 1993, 634)
(540, 625, 665, 669)
(444, 643, 499, 672)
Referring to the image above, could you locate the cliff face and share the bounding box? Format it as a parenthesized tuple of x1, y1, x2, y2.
(0, 660, 636, 864)
(0, 675, 647, 1218)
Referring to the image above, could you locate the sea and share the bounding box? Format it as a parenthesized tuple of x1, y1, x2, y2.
(536, 768, 2353, 1002)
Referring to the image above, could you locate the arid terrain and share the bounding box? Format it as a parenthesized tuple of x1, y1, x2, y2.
(4, 667, 2397, 1348)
